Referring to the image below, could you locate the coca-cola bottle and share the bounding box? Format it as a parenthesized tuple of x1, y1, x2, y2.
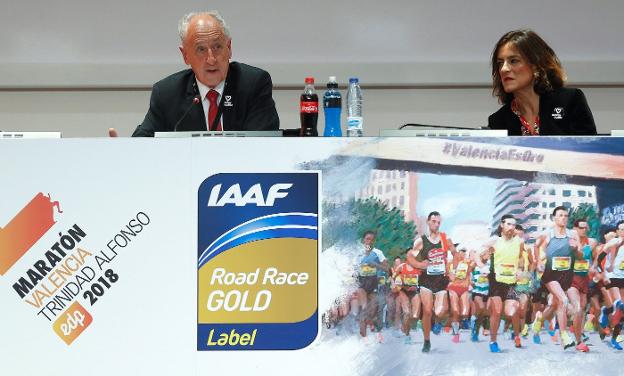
(300, 77, 318, 136)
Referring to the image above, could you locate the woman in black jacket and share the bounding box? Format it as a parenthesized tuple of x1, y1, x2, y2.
(488, 30, 597, 136)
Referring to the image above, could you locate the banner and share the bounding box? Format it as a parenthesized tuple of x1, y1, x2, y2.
(1, 137, 623, 375)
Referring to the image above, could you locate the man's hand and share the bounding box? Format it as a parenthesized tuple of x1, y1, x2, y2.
(108, 128, 119, 137)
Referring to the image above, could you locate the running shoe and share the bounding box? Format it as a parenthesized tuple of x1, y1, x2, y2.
(584, 319, 595, 333)
(515, 335, 522, 348)
(471, 326, 479, 342)
(422, 340, 431, 353)
(451, 322, 460, 343)
(533, 334, 541, 344)
(404, 335, 413, 345)
(521, 323, 529, 338)
(609, 337, 623, 351)
(575, 342, 589, 352)
(582, 332, 590, 343)
(532, 312, 543, 334)
(489, 341, 501, 353)
(432, 322, 442, 335)
(461, 318, 471, 330)
(599, 306, 610, 329)
(617, 334, 624, 343)
(615, 299, 624, 312)
(561, 331, 575, 350)
(548, 320, 557, 336)
(376, 331, 384, 344)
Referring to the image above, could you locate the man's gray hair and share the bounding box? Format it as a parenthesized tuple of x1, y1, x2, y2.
(178, 11, 231, 42)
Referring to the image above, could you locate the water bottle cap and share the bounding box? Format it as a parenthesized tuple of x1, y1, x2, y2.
(349, 77, 359, 83)
(305, 77, 315, 84)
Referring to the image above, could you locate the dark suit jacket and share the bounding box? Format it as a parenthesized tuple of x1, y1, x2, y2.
(488, 87, 597, 136)
(132, 62, 280, 136)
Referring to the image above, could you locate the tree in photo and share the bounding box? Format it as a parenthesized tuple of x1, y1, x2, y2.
(568, 203, 600, 238)
(323, 197, 416, 260)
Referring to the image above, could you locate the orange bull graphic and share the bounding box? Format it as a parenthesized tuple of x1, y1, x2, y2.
(0, 193, 62, 275)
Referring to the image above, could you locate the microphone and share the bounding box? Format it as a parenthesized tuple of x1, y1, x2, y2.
(173, 96, 201, 131)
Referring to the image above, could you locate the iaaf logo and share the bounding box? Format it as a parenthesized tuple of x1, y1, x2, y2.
(207, 183, 292, 207)
(197, 172, 319, 351)
(224, 95, 233, 107)
(0, 193, 62, 275)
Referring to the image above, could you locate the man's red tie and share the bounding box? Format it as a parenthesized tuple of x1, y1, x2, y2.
(207, 90, 222, 131)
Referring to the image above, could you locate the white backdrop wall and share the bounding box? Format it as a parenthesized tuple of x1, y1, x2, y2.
(1, 0, 623, 136)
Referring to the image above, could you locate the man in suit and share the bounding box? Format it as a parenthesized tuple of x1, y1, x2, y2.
(125, 11, 279, 137)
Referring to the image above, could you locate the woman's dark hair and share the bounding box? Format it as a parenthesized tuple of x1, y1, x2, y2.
(491, 29, 566, 104)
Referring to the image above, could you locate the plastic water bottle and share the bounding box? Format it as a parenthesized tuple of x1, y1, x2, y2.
(323, 76, 342, 137)
(346, 77, 363, 137)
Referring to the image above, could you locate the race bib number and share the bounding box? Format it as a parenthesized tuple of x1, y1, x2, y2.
(394, 277, 403, 286)
(552, 257, 571, 271)
(426, 248, 446, 275)
(360, 265, 376, 276)
(427, 259, 445, 275)
(378, 276, 386, 285)
(573, 259, 590, 273)
(477, 275, 489, 284)
(404, 275, 419, 286)
(498, 263, 515, 276)
(455, 263, 468, 280)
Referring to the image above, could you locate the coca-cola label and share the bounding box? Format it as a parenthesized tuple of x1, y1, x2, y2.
(300, 101, 318, 114)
